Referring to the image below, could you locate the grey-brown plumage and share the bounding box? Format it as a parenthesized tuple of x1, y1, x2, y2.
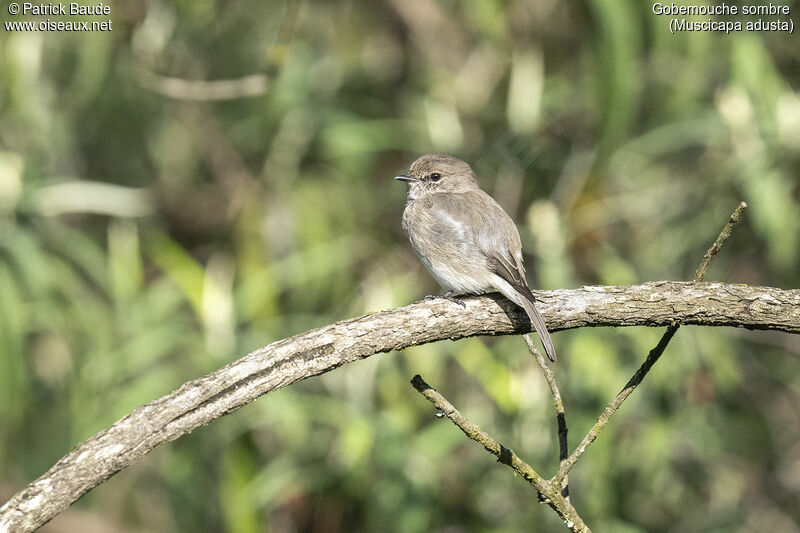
(395, 153, 557, 362)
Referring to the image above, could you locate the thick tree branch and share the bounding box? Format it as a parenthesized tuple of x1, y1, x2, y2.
(1, 281, 799, 531)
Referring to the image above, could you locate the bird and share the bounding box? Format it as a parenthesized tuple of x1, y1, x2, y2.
(395, 153, 557, 362)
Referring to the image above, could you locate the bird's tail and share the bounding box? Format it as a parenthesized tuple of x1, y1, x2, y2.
(520, 297, 557, 362)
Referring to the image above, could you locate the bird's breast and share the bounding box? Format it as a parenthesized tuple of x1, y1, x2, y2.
(401, 199, 493, 294)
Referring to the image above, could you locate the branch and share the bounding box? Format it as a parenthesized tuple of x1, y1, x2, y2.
(410, 376, 590, 533)
(1, 281, 799, 531)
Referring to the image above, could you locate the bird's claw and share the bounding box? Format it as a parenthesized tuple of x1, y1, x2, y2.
(431, 291, 467, 308)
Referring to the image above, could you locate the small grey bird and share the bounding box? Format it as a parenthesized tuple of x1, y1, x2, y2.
(395, 153, 557, 362)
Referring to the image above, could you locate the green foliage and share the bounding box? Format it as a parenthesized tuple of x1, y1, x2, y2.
(1, 0, 799, 531)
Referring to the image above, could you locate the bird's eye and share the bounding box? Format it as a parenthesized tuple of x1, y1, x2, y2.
(429, 172, 442, 182)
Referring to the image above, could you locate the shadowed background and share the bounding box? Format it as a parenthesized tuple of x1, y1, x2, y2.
(1, 1, 799, 531)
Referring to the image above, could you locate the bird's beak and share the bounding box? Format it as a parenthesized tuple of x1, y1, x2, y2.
(394, 174, 417, 182)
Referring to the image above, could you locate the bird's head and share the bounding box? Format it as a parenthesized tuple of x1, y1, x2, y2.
(395, 153, 480, 199)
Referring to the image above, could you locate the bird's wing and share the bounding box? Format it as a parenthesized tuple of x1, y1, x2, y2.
(489, 247, 535, 301)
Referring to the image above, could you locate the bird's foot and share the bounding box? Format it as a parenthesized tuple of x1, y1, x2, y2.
(425, 291, 467, 308)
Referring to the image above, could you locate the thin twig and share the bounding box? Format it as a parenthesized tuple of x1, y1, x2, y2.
(410, 375, 590, 533)
(694, 202, 748, 282)
(554, 202, 747, 484)
(524, 335, 569, 499)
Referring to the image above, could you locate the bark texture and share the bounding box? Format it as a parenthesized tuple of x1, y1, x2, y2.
(1, 281, 799, 532)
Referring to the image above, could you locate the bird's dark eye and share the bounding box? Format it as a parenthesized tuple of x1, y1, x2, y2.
(429, 172, 442, 182)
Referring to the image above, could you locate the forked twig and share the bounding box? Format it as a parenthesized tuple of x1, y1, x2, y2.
(410, 375, 590, 533)
(553, 201, 747, 484)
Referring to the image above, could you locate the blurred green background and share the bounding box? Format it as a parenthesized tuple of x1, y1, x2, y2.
(1, 0, 800, 531)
